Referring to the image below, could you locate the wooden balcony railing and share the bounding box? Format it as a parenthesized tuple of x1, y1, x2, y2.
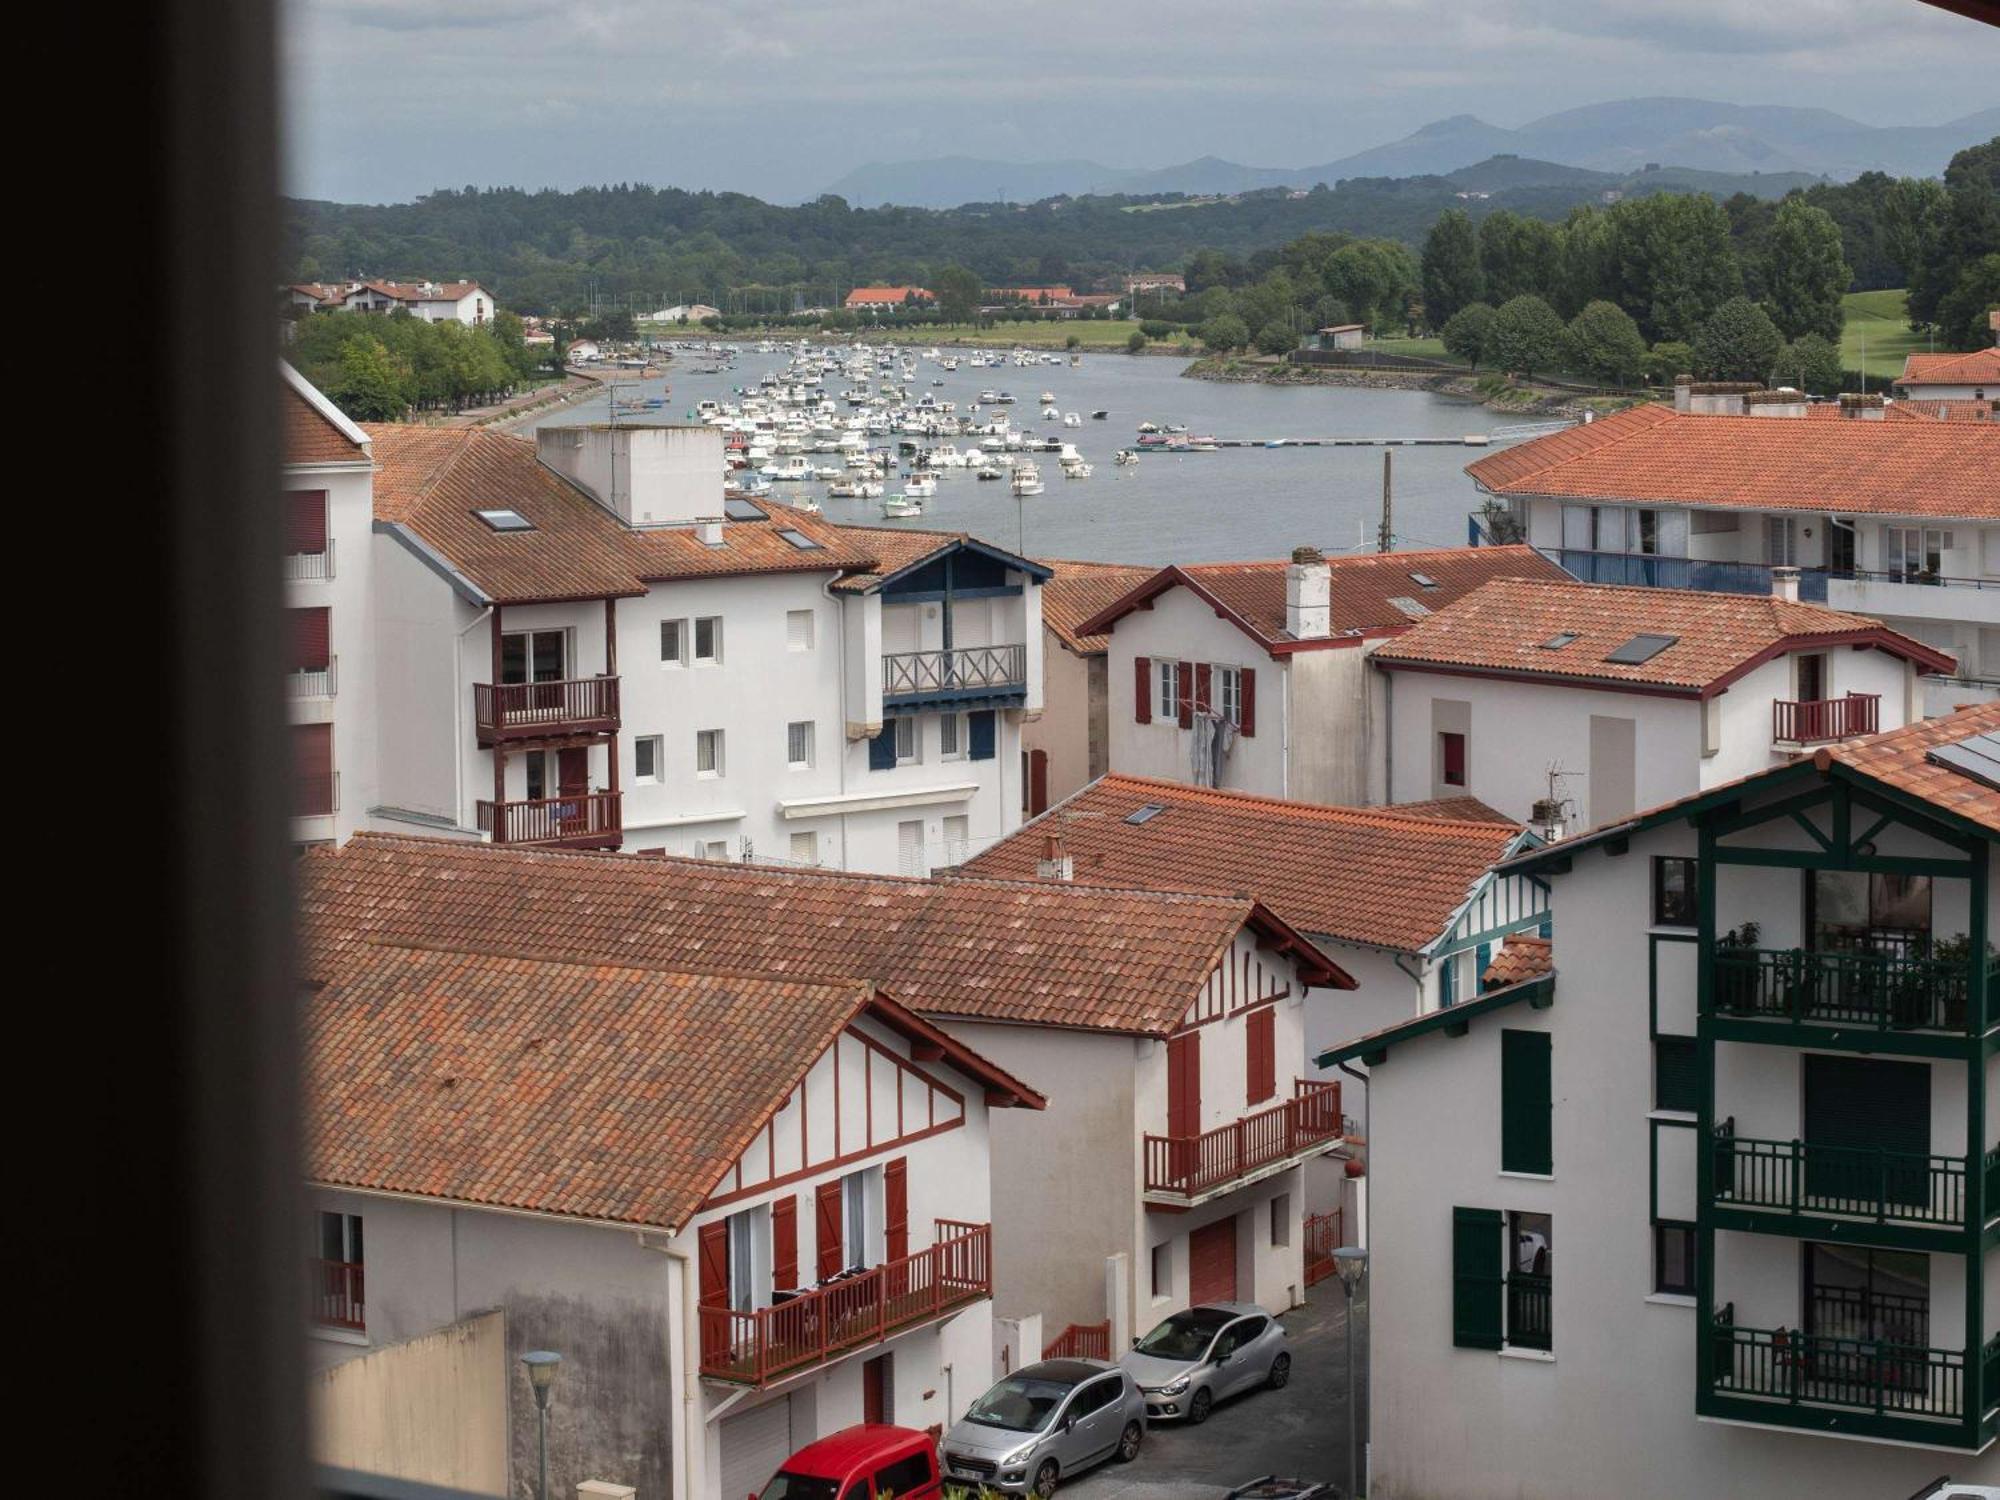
(1304, 1209, 1344, 1287)
(1773, 693, 1878, 745)
(1711, 1119, 1969, 1228)
(1144, 1079, 1343, 1201)
(476, 791, 622, 849)
(1709, 1303, 1965, 1423)
(473, 676, 620, 743)
(698, 1221, 990, 1385)
(882, 644, 1027, 702)
(1708, 947, 1973, 1034)
(1043, 1321, 1112, 1361)
(311, 1258, 365, 1331)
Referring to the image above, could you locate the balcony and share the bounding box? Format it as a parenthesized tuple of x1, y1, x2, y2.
(311, 1258, 365, 1331)
(882, 644, 1027, 710)
(285, 540, 336, 582)
(1707, 947, 1976, 1040)
(287, 659, 338, 699)
(1144, 1079, 1344, 1207)
(473, 675, 620, 745)
(698, 1221, 990, 1386)
(1539, 548, 1999, 601)
(1772, 693, 1877, 746)
(476, 791, 622, 850)
(1710, 1119, 1971, 1235)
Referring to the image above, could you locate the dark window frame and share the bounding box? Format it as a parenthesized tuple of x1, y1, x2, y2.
(1652, 1221, 1696, 1297)
(1651, 856, 1698, 927)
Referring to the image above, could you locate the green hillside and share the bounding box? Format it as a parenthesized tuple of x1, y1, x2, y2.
(1840, 289, 1927, 382)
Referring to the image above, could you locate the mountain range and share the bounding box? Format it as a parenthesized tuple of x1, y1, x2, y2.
(821, 98, 2000, 208)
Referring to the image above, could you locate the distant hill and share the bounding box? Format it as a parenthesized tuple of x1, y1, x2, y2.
(819, 99, 1999, 208)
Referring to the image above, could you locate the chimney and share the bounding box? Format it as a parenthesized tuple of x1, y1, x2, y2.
(1285, 545, 1331, 640)
(536, 423, 725, 528)
(1530, 797, 1568, 844)
(1036, 831, 1073, 882)
(694, 516, 724, 547)
(1745, 389, 1808, 419)
(1687, 381, 1760, 417)
(1673, 374, 1693, 414)
(1838, 392, 1886, 422)
(1771, 565, 1801, 602)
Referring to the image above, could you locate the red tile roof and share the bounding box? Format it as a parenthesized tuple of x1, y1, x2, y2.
(1075, 546, 1572, 655)
(284, 383, 367, 465)
(1038, 559, 1154, 654)
(845, 287, 933, 306)
(299, 833, 1350, 1037)
(1900, 349, 2000, 387)
(1372, 576, 1954, 693)
(958, 774, 1526, 953)
(1466, 403, 2000, 520)
(1896, 398, 1998, 423)
(1482, 934, 1552, 987)
(821, 524, 1048, 595)
(1819, 701, 2000, 834)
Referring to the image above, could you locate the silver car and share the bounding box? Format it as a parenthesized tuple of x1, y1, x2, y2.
(941, 1358, 1147, 1496)
(1119, 1302, 1291, 1424)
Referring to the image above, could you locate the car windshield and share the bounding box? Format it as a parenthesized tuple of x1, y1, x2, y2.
(1134, 1309, 1234, 1361)
(758, 1474, 840, 1500)
(963, 1376, 1072, 1432)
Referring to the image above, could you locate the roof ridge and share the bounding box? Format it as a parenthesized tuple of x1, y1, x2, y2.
(1086, 773, 1522, 834)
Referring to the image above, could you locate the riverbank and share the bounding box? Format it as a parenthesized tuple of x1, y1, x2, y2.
(1181, 354, 1641, 417)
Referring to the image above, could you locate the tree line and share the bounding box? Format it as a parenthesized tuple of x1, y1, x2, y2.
(287, 309, 551, 421)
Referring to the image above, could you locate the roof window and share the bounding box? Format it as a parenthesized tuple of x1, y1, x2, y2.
(473, 508, 534, 532)
(1125, 804, 1166, 826)
(1540, 631, 1580, 650)
(778, 528, 824, 550)
(1605, 633, 1679, 665)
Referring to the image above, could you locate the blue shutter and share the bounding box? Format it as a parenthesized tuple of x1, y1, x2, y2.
(968, 710, 996, 761)
(1439, 956, 1455, 1009)
(868, 723, 896, 772)
(1475, 942, 1492, 994)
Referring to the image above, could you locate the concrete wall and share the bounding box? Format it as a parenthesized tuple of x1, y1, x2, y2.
(287, 457, 377, 843)
(310, 1310, 508, 1495)
(1022, 629, 1101, 810)
(1289, 645, 1380, 806)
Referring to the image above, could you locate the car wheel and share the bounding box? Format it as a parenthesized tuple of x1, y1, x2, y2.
(1188, 1388, 1213, 1425)
(1116, 1420, 1143, 1461)
(1033, 1457, 1061, 1497)
(1267, 1352, 1292, 1390)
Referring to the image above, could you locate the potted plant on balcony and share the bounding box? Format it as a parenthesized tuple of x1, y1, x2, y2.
(1922, 932, 1994, 1032)
(1712, 921, 1762, 1014)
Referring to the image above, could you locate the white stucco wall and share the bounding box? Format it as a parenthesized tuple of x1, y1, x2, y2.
(287, 457, 378, 844)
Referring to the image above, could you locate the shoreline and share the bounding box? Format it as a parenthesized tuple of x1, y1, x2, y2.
(1180, 354, 1630, 417)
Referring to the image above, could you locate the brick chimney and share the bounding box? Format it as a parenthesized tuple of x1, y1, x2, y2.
(1838, 393, 1886, 422)
(1036, 831, 1073, 882)
(1771, 565, 1801, 603)
(1285, 545, 1331, 640)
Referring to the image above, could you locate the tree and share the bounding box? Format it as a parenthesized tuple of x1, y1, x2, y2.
(1420, 208, 1484, 330)
(1477, 211, 1560, 305)
(1692, 296, 1784, 381)
(1774, 333, 1845, 397)
(1934, 251, 2000, 351)
(1440, 302, 1496, 370)
(1608, 193, 1742, 343)
(1139, 320, 1174, 340)
(328, 336, 409, 421)
(1565, 300, 1648, 386)
(1196, 313, 1249, 352)
(1906, 138, 2000, 346)
(1064, 333, 1081, 350)
(932, 264, 982, 324)
(1485, 295, 1566, 379)
(1255, 319, 1298, 355)
(1763, 199, 1849, 343)
(1126, 329, 1148, 354)
(1644, 340, 1694, 386)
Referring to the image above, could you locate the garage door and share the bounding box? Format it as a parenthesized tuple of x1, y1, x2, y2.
(719, 1394, 794, 1500)
(1189, 1217, 1238, 1307)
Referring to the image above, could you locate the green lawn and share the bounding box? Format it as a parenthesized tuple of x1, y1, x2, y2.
(1368, 335, 1452, 360)
(1840, 289, 1926, 382)
(902, 320, 1155, 349)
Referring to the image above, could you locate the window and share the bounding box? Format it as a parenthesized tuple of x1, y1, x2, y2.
(1653, 1037, 1697, 1114)
(1884, 526, 1948, 579)
(1270, 1193, 1291, 1247)
(1151, 1241, 1170, 1298)
(314, 1210, 365, 1329)
(894, 714, 919, 765)
(1451, 1206, 1504, 1349)
(635, 735, 664, 782)
(473, 507, 533, 532)
(1214, 1317, 1267, 1360)
(1605, 633, 1678, 665)
(727, 1208, 758, 1313)
(1156, 659, 1179, 718)
(1653, 1222, 1696, 1297)
(939, 711, 966, 760)
(942, 814, 970, 864)
(525, 750, 548, 801)
(874, 1453, 933, 1497)
(1506, 1211, 1552, 1350)
(697, 838, 729, 861)
(1652, 857, 1697, 926)
(501, 628, 565, 684)
(1068, 1377, 1122, 1419)
(786, 720, 814, 769)
(1216, 665, 1242, 726)
(694, 615, 722, 663)
(786, 608, 815, 650)
(789, 831, 818, 866)
(696, 729, 724, 777)
(1500, 1030, 1552, 1175)
(841, 1171, 872, 1272)
(1439, 731, 1467, 788)
(660, 618, 687, 666)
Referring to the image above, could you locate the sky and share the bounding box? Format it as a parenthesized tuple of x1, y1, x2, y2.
(284, 0, 1999, 206)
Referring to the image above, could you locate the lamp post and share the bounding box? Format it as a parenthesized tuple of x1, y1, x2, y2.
(1333, 1247, 1368, 1499)
(521, 1350, 562, 1500)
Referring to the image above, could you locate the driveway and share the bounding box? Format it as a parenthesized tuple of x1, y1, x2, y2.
(1056, 1289, 1368, 1499)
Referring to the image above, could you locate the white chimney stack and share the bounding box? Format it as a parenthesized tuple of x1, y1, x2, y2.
(1036, 831, 1073, 882)
(695, 516, 724, 547)
(1771, 565, 1801, 603)
(1285, 545, 1331, 640)
(536, 423, 725, 528)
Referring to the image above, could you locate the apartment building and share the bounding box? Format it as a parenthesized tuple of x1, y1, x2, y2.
(1471, 394, 2000, 711)
(1322, 705, 1997, 1499)
(1373, 574, 1954, 831)
(298, 841, 1043, 1500)
(1021, 558, 1150, 813)
(1901, 348, 1999, 403)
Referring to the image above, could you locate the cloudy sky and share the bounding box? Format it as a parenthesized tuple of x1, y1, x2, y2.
(284, 0, 1998, 205)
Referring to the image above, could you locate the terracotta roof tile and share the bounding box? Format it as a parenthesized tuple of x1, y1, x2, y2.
(1482, 934, 1552, 987)
(284, 384, 367, 465)
(1371, 576, 1954, 691)
(1900, 349, 2000, 387)
(1038, 559, 1154, 654)
(958, 774, 1525, 953)
(1820, 701, 2000, 834)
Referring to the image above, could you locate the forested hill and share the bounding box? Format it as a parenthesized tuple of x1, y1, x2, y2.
(286, 156, 1858, 317)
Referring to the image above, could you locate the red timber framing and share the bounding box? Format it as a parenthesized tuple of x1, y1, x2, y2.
(1181, 935, 1295, 1031)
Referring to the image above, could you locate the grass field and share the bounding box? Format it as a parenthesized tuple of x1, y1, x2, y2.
(901, 320, 1161, 349)
(1840, 288, 1928, 382)
(1368, 335, 1452, 360)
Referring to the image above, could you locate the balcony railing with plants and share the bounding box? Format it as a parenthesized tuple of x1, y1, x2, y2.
(1708, 937, 1975, 1035)
(311, 1258, 365, 1331)
(698, 1221, 990, 1385)
(882, 644, 1027, 702)
(472, 675, 620, 743)
(1710, 1118, 1970, 1229)
(1709, 1303, 1966, 1425)
(1772, 693, 1877, 745)
(1144, 1079, 1344, 1201)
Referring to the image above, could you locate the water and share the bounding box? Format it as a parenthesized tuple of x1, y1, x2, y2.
(529, 349, 1520, 565)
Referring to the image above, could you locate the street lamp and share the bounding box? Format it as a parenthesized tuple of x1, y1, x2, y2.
(1333, 1248, 1368, 1500)
(521, 1350, 563, 1500)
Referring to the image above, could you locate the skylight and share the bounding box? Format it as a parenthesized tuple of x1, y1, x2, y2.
(777, 528, 824, 550)
(1388, 597, 1431, 620)
(723, 496, 767, 521)
(1409, 572, 1439, 589)
(1125, 804, 1166, 825)
(474, 508, 534, 532)
(1927, 730, 2000, 792)
(1605, 633, 1679, 665)
(1541, 631, 1580, 650)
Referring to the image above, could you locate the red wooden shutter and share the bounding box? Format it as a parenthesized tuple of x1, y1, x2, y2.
(1442, 731, 1467, 787)
(287, 490, 328, 553)
(1029, 750, 1049, 816)
(292, 723, 334, 816)
(771, 1196, 798, 1293)
(1134, 656, 1151, 724)
(1194, 662, 1212, 715)
(1239, 668, 1257, 737)
(1177, 662, 1195, 728)
(292, 606, 331, 672)
(884, 1157, 909, 1264)
(815, 1180, 844, 1279)
(697, 1220, 728, 1306)
(1246, 1008, 1276, 1104)
(1167, 1032, 1201, 1138)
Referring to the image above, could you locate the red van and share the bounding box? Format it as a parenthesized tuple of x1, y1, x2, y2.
(755, 1423, 943, 1500)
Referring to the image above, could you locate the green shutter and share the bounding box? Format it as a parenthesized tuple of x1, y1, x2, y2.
(1501, 1029, 1553, 1175)
(1452, 1206, 1504, 1349)
(1653, 1036, 1698, 1114)
(1475, 941, 1492, 995)
(1439, 955, 1456, 1008)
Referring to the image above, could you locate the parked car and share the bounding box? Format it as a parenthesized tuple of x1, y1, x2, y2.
(941, 1358, 1146, 1496)
(756, 1423, 942, 1500)
(1119, 1302, 1291, 1424)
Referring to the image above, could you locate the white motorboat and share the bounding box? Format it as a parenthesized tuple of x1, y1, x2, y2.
(761, 455, 813, 482)
(975, 464, 1004, 481)
(1114, 449, 1139, 466)
(1061, 458, 1092, 478)
(789, 494, 823, 514)
(1010, 463, 1044, 497)
(1062, 412, 1082, 427)
(904, 473, 938, 499)
(1038, 391, 1057, 404)
(881, 493, 925, 518)
(1041, 405, 1061, 421)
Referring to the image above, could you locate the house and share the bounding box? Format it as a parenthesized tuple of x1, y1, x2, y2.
(986, 286, 1075, 305)
(1319, 704, 1999, 1498)
(1078, 544, 1572, 805)
(844, 287, 934, 311)
(298, 839, 1044, 1500)
(1125, 273, 1185, 297)
(288, 281, 348, 314)
(1020, 558, 1151, 813)
(649, 303, 722, 324)
(1471, 394, 2000, 712)
(337, 279, 495, 325)
(1371, 574, 1955, 833)
(1900, 348, 1999, 402)
(300, 831, 1354, 1389)
(1313, 324, 1366, 351)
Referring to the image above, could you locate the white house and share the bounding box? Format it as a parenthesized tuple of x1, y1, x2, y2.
(338, 279, 495, 325)
(1372, 573, 1955, 833)
(1320, 702, 1998, 1498)
(649, 303, 722, 324)
(299, 835, 1044, 1500)
(1079, 544, 1571, 806)
(1472, 394, 2000, 712)
(1900, 348, 2000, 403)
(1021, 559, 1151, 814)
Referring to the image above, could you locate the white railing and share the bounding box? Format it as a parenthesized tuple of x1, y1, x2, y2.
(284, 540, 336, 581)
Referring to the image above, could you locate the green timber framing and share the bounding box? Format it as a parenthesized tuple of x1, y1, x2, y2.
(1316, 972, 1555, 1071)
(1508, 754, 1997, 1451)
